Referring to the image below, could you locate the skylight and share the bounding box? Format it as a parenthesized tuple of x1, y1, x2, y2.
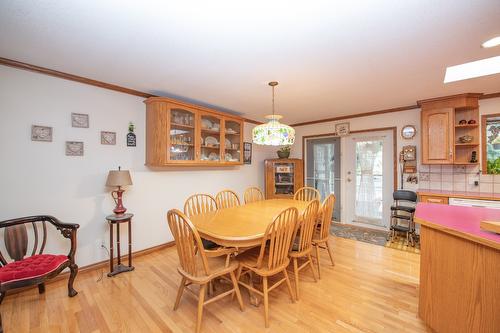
(444, 56, 500, 83)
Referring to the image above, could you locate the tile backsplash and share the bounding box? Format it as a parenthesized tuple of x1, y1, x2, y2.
(418, 164, 500, 193)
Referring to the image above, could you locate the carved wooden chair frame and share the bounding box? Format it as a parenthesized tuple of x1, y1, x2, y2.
(0, 215, 79, 333)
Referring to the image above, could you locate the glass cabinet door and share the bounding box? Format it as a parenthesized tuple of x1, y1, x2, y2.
(168, 108, 196, 162)
(223, 120, 242, 163)
(200, 114, 222, 162)
(274, 162, 295, 195)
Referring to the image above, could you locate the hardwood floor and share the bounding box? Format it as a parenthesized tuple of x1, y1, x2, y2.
(2, 236, 429, 332)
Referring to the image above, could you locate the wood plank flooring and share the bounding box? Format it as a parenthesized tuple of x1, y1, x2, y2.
(2, 236, 430, 332)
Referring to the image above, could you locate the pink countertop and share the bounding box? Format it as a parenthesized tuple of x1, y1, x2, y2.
(415, 203, 500, 249)
(417, 189, 500, 200)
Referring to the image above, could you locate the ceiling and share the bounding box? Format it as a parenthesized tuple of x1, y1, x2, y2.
(1, 0, 499, 124)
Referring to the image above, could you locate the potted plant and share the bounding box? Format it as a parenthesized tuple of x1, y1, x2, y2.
(277, 146, 291, 159)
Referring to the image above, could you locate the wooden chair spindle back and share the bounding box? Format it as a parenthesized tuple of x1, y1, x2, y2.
(215, 190, 240, 209)
(295, 200, 319, 253)
(256, 207, 298, 271)
(318, 194, 336, 240)
(244, 187, 264, 204)
(184, 194, 217, 217)
(167, 209, 210, 278)
(294, 187, 320, 202)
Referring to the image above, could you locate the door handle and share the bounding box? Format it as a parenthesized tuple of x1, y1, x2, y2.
(347, 178, 352, 182)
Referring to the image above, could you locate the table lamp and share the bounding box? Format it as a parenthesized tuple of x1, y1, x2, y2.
(105, 167, 133, 215)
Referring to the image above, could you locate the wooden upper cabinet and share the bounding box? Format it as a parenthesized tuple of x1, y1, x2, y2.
(421, 108, 454, 164)
(419, 93, 482, 165)
(145, 97, 244, 166)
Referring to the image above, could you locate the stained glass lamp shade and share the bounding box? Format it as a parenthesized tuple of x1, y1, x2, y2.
(252, 115, 295, 146)
(252, 81, 295, 146)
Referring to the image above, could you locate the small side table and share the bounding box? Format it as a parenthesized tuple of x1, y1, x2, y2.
(106, 213, 134, 277)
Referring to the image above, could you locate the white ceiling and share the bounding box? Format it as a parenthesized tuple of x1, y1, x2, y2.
(1, 0, 499, 124)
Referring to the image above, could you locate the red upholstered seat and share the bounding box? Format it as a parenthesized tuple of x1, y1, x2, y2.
(0, 254, 68, 284)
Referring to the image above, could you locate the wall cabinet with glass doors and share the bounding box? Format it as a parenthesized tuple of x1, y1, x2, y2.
(145, 97, 244, 166)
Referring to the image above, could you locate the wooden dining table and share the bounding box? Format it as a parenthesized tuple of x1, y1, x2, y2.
(190, 199, 310, 248)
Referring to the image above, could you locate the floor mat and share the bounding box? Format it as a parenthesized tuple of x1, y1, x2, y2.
(330, 222, 420, 253)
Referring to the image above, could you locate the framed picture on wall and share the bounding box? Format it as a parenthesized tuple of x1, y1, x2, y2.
(335, 122, 350, 136)
(243, 142, 252, 164)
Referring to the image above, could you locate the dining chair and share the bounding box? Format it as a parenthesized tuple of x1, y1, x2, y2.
(289, 199, 319, 300)
(312, 194, 336, 279)
(184, 193, 217, 217)
(215, 189, 240, 209)
(167, 209, 244, 333)
(293, 186, 320, 201)
(236, 207, 297, 328)
(243, 187, 264, 204)
(183, 194, 235, 260)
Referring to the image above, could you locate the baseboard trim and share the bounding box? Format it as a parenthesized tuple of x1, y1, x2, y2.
(5, 241, 175, 295)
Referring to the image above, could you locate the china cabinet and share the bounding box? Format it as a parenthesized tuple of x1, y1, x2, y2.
(265, 159, 304, 199)
(419, 93, 481, 165)
(145, 97, 244, 166)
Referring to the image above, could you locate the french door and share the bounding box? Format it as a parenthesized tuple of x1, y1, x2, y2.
(304, 137, 341, 221)
(344, 130, 394, 229)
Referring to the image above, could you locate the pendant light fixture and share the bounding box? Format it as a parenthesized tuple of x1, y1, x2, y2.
(252, 81, 295, 146)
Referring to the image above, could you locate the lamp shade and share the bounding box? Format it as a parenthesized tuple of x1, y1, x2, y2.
(105, 170, 133, 187)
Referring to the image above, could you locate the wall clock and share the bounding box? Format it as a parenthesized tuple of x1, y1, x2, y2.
(401, 125, 416, 139)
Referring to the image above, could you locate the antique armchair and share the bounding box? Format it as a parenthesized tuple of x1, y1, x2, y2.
(0, 215, 79, 332)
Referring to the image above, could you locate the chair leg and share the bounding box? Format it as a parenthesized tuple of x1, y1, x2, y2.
(283, 269, 295, 303)
(0, 292, 5, 333)
(196, 284, 206, 333)
(229, 271, 244, 311)
(262, 276, 269, 328)
(315, 244, 322, 279)
(325, 241, 335, 266)
(173, 276, 186, 311)
(293, 258, 300, 301)
(38, 283, 46, 294)
(68, 264, 78, 297)
(308, 254, 318, 282)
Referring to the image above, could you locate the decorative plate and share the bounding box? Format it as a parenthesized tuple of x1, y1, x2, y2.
(226, 128, 236, 134)
(201, 118, 213, 129)
(208, 152, 219, 160)
(205, 136, 219, 146)
(225, 138, 231, 147)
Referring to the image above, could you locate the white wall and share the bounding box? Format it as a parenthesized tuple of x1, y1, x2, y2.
(0, 66, 275, 267)
(290, 96, 500, 223)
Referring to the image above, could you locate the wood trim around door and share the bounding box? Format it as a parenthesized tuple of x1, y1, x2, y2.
(302, 126, 398, 191)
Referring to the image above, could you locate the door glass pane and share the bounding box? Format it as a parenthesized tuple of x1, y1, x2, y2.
(201, 115, 221, 162)
(169, 108, 195, 161)
(305, 137, 341, 221)
(355, 139, 383, 225)
(224, 120, 241, 162)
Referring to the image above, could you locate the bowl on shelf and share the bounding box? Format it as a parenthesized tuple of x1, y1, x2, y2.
(458, 135, 473, 143)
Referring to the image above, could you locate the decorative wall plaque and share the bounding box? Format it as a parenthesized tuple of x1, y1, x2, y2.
(71, 113, 89, 128)
(66, 141, 84, 156)
(31, 125, 53, 142)
(127, 122, 136, 147)
(101, 131, 116, 145)
(335, 122, 350, 136)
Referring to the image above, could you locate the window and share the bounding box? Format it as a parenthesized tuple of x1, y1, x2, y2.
(482, 114, 500, 174)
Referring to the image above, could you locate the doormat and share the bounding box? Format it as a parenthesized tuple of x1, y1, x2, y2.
(330, 223, 420, 253)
